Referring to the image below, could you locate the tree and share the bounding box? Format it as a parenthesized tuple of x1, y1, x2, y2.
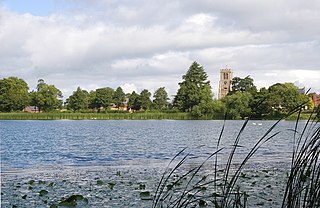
(137, 89, 152, 110)
(267, 83, 310, 115)
(31, 79, 62, 112)
(229, 76, 257, 95)
(113, 87, 126, 109)
(190, 99, 226, 119)
(0, 77, 30, 112)
(222, 91, 253, 119)
(173, 62, 213, 111)
(153, 87, 169, 110)
(88, 90, 98, 110)
(66, 87, 89, 112)
(250, 87, 272, 118)
(128, 91, 139, 111)
(94, 87, 114, 110)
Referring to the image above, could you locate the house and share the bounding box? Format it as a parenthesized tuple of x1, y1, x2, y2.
(23, 106, 41, 113)
(109, 101, 128, 111)
(312, 93, 320, 107)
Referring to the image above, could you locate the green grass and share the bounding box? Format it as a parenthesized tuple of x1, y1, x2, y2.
(0, 112, 192, 120)
(1, 111, 315, 120)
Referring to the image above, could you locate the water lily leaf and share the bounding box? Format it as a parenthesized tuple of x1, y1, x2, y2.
(96, 180, 103, 186)
(58, 194, 88, 207)
(39, 190, 49, 197)
(140, 191, 152, 200)
(108, 182, 116, 190)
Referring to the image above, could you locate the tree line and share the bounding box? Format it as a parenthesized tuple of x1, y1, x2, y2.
(0, 61, 316, 119)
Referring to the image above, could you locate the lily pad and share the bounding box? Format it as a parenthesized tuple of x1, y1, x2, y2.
(108, 182, 116, 190)
(58, 194, 88, 207)
(96, 180, 103, 186)
(140, 191, 152, 200)
(39, 190, 49, 197)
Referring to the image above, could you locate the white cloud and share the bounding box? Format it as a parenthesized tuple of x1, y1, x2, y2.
(0, 0, 319, 99)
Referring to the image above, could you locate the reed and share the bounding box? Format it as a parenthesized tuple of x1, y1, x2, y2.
(152, 101, 319, 207)
(0, 112, 192, 120)
(281, 108, 320, 208)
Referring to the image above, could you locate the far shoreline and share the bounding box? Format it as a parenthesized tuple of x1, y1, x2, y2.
(0, 112, 316, 121)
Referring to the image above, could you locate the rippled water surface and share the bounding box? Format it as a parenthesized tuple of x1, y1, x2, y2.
(1, 120, 301, 171)
(0, 120, 312, 207)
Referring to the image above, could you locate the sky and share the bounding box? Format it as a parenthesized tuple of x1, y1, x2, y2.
(0, 0, 319, 100)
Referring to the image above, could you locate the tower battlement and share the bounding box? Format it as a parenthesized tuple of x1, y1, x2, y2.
(220, 68, 232, 73)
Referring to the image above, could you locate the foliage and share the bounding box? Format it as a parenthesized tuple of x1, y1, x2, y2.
(249, 87, 272, 118)
(0, 77, 30, 112)
(282, 110, 320, 208)
(266, 83, 310, 116)
(0, 112, 192, 120)
(153, 87, 169, 110)
(128, 91, 140, 111)
(190, 99, 226, 119)
(31, 79, 62, 112)
(92, 87, 114, 110)
(0, 74, 316, 119)
(153, 102, 319, 208)
(229, 76, 257, 95)
(223, 91, 253, 119)
(137, 89, 152, 110)
(113, 87, 126, 109)
(173, 62, 213, 112)
(66, 87, 89, 112)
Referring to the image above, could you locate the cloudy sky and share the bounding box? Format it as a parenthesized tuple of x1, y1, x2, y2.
(1, 0, 319, 100)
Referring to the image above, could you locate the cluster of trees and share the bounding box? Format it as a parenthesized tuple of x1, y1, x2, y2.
(0, 61, 316, 119)
(0, 77, 170, 113)
(66, 86, 169, 113)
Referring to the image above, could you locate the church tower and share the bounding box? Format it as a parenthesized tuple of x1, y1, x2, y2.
(218, 68, 233, 99)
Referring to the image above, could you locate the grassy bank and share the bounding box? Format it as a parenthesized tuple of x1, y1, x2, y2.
(0, 111, 316, 120)
(0, 112, 193, 120)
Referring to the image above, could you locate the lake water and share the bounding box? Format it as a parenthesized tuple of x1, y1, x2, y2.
(0, 120, 314, 207)
(0, 120, 301, 171)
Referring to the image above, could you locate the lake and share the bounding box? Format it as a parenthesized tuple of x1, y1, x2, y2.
(0, 120, 312, 207)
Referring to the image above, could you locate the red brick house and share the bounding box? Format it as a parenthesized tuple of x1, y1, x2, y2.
(312, 93, 320, 107)
(23, 106, 41, 113)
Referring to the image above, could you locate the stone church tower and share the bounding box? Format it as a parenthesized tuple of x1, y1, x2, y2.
(218, 68, 233, 99)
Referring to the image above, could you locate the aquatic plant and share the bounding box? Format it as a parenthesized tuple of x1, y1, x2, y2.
(282, 108, 320, 208)
(152, 100, 319, 208)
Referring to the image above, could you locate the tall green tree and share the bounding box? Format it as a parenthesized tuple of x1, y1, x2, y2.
(250, 87, 272, 118)
(113, 87, 126, 109)
(229, 76, 257, 95)
(173, 62, 213, 111)
(137, 89, 152, 110)
(94, 87, 114, 110)
(153, 87, 169, 110)
(88, 90, 98, 110)
(128, 91, 139, 111)
(0, 77, 30, 112)
(66, 87, 89, 112)
(31, 79, 62, 112)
